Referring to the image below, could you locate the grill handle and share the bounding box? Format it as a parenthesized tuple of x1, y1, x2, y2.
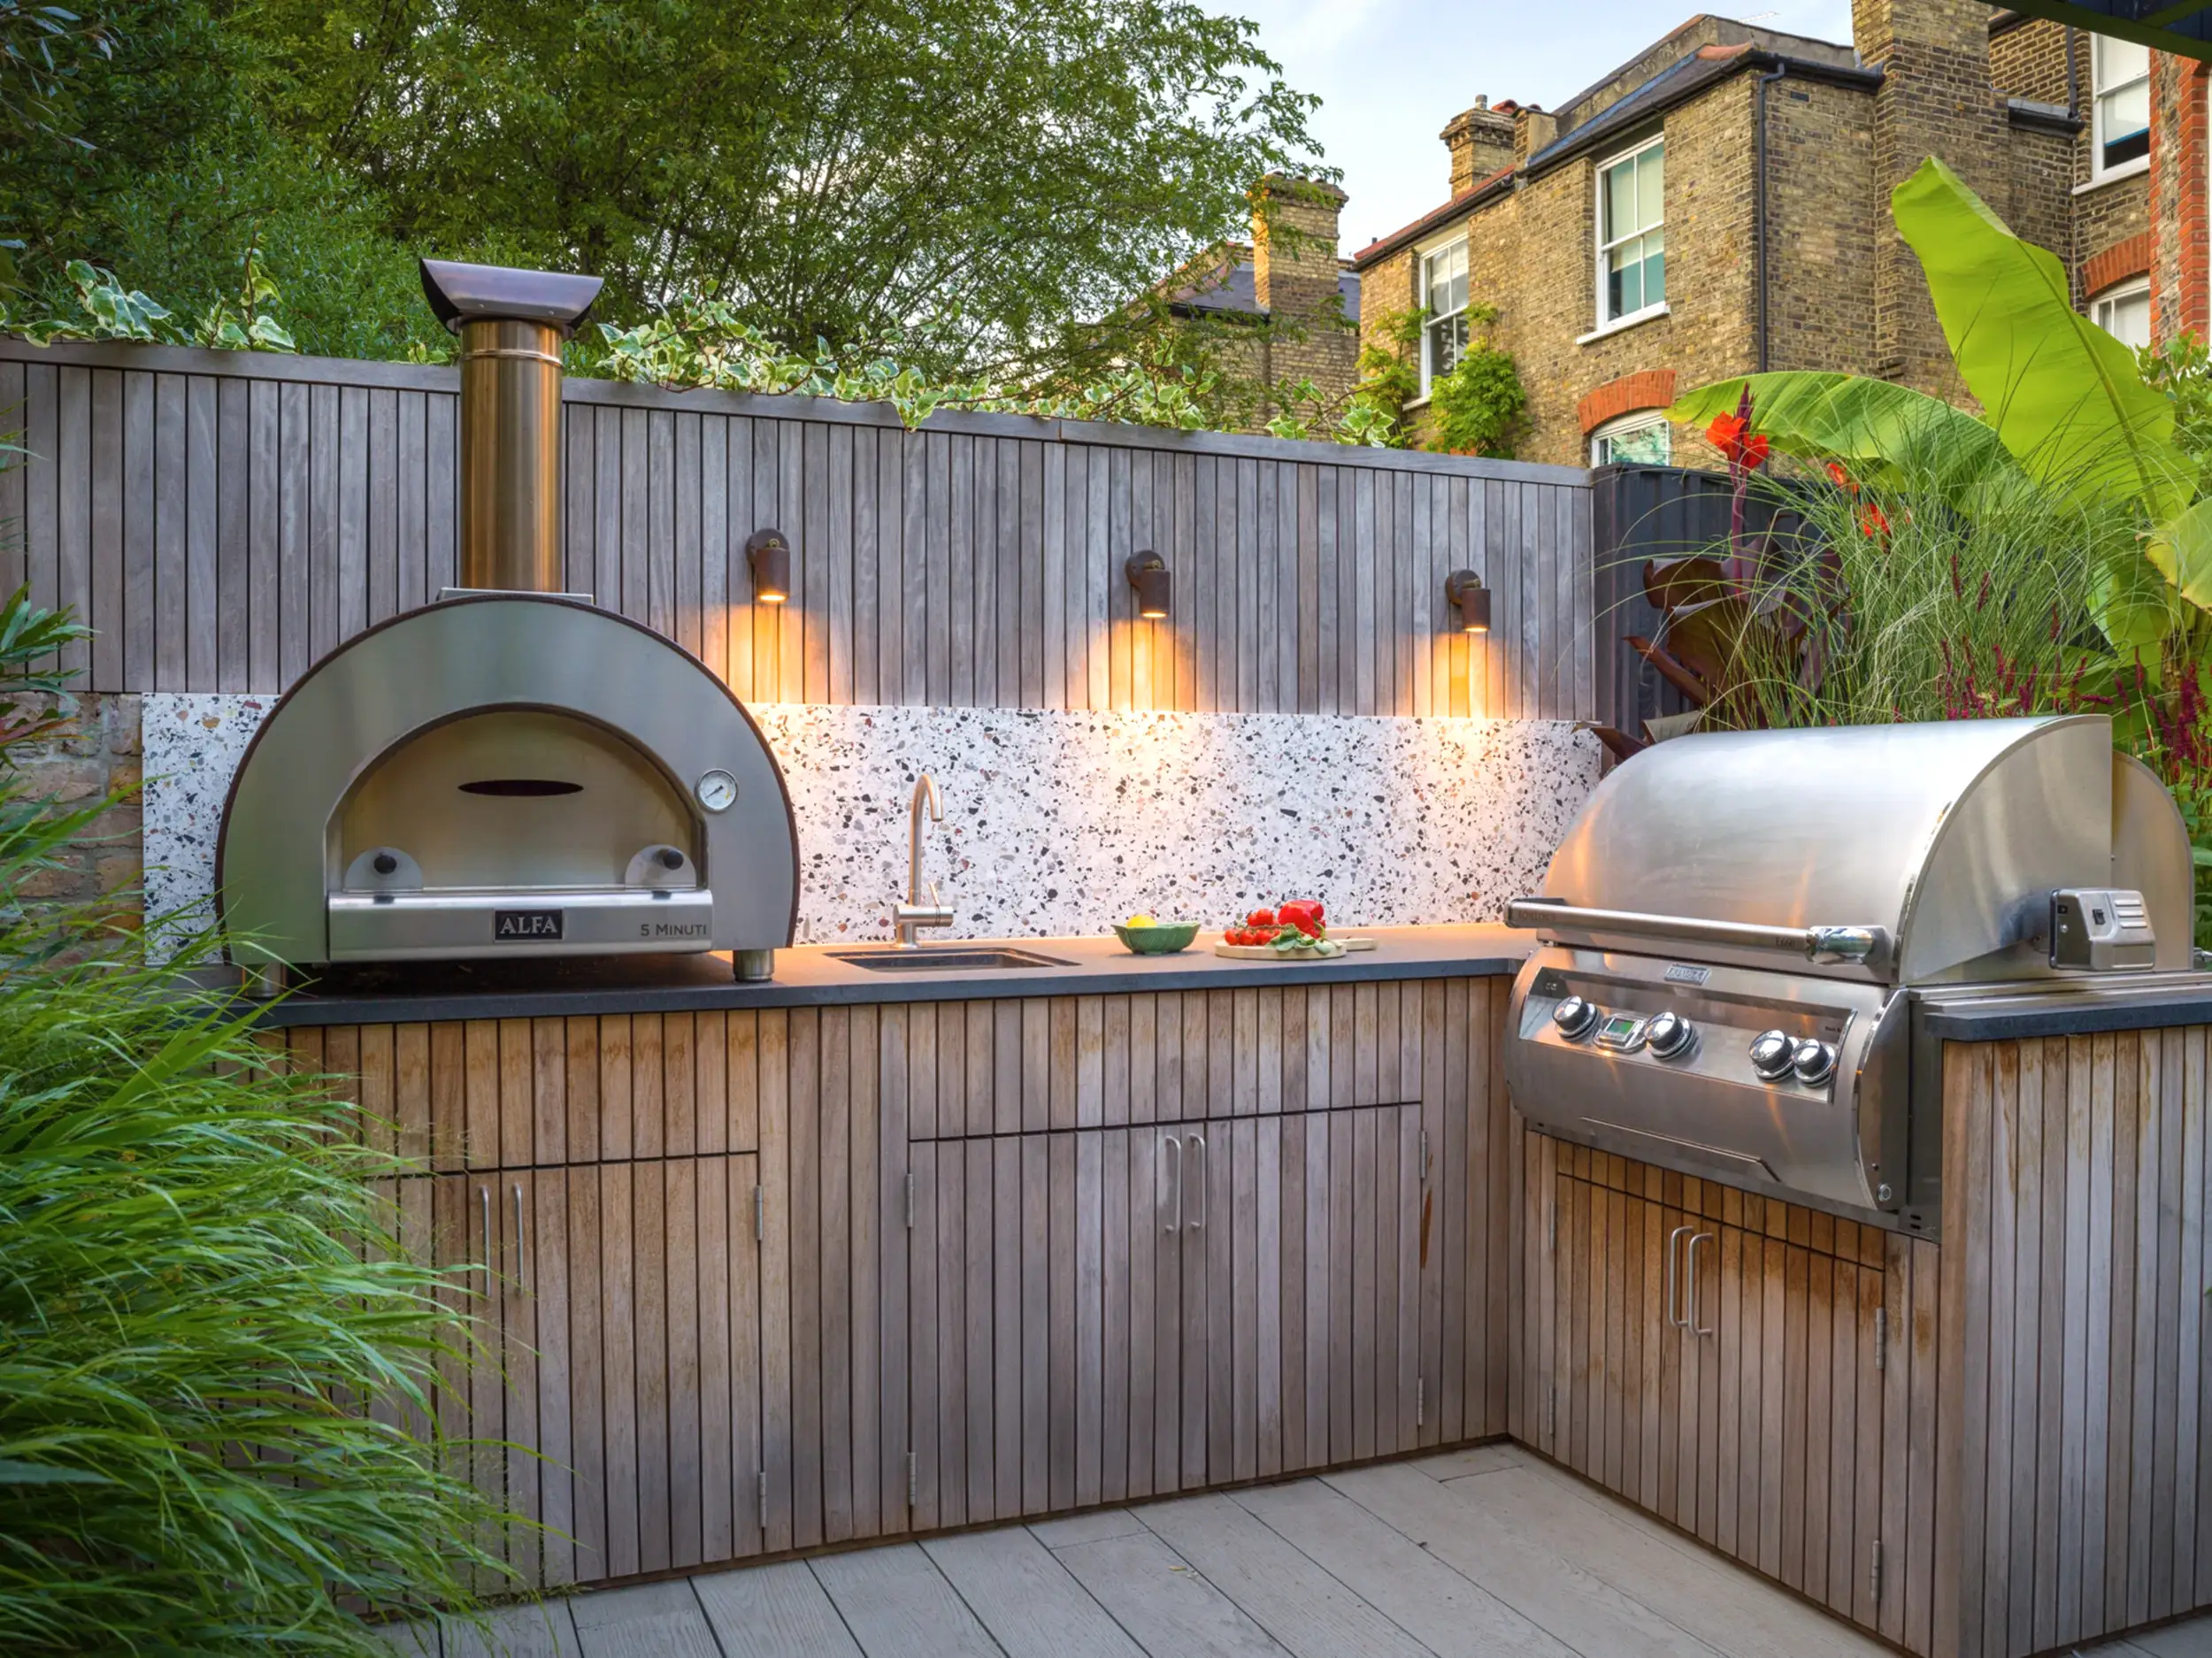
(1506, 898, 1889, 968)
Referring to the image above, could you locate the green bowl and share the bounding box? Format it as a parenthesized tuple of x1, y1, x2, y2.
(1113, 921, 1199, 956)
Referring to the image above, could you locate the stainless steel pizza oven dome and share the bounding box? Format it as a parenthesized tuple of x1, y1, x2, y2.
(215, 260, 799, 983)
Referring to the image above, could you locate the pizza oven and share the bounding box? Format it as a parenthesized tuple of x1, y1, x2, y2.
(215, 260, 799, 988)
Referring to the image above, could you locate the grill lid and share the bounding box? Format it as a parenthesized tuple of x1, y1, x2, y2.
(1530, 715, 2163, 984)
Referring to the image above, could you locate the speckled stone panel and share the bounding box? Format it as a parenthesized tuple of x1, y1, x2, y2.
(144, 695, 1599, 955)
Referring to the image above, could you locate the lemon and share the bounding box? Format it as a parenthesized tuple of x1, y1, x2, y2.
(1125, 913, 1156, 929)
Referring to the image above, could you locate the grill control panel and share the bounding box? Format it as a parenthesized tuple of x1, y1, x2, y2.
(1532, 974, 1848, 1094)
(1551, 998, 1700, 1063)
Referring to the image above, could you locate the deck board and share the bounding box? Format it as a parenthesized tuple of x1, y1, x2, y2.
(811, 1540, 1002, 1657)
(925, 1525, 1144, 1656)
(416, 1469, 2212, 1658)
(694, 1558, 863, 1657)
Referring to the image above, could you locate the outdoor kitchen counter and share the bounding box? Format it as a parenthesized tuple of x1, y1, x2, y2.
(250, 922, 1531, 1027)
(1914, 968, 2212, 1040)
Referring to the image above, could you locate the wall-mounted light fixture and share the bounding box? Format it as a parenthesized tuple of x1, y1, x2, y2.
(1125, 551, 1171, 619)
(748, 528, 792, 604)
(1445, 569, 1491, 634)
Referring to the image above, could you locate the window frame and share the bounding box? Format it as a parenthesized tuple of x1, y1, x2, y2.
(2090, 34, 2151, 182)
(1417, 236, 1471, 399)
(1589, 411, 1672, 467)
(1594, 134, 1667, 330)
(2091, 276, 2152, 349)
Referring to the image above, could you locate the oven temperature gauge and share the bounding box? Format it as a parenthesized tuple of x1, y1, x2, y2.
(695, 769, 740, 813)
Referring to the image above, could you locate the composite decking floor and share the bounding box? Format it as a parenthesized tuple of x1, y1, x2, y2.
(380, 1440, 2212, 1658)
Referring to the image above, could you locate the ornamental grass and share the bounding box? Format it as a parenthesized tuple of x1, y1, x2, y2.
(0, 586, 511, 1654)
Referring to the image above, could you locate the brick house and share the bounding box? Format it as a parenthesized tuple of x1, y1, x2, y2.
(1158, 177, 1363, 431)
(1350, 0, 2177, 468)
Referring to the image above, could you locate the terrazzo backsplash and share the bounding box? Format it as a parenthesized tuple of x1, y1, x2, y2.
(142, 695, 1599, 955)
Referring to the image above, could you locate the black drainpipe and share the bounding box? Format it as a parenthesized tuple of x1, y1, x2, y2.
(1754, 57, 1792, 374)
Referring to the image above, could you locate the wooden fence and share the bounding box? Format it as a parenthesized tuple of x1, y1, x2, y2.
(0, 339, 1594, 720)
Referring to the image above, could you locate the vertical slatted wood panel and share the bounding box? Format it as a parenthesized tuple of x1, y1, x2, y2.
(283, 970, 1516, 1591)
(4, 340, 1592, 718)
(1933, 1028, 2212, 1658)
(1527, 1134, 1912, 1649)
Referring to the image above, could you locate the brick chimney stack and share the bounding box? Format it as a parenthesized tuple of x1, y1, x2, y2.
(1512, 104, 1560, 165)
(1252, 175, 1350, 323)
(1442, 100, 1517, 195)
(1852, 0, 2005, 390)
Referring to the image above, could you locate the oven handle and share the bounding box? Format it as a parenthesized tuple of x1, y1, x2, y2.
(1506, 899, 1889, 967)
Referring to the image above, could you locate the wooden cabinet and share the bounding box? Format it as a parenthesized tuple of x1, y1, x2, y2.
(311, 977, 1517, 1594)
(419, 1155, 766, 1593)
(1524, 1134, 1942, 1651)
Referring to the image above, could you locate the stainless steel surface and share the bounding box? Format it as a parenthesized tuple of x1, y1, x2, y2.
(328, 887, 718, 961)
(826, 947, 1075, 973)
(1529, 716, 2118, 985)
(218, 595, 799, 967)
(2113, 751, 2195, 968)
(2049, 887, 2156, 971)
(1506, 899, 1893, 972)
(1509, 946, 1901, 1215)
(1187, 1134, 1206, 1230)
(1504, 715, 2200, 1235)
(1164, 1135, 1181, 1234)
(1663, 1229, 1681, 1335)
(733, 948, 776, 982)
(480, 1185, 493, 1298)
(894, 773, 955, 948)
(457, 317, 566, 591)
(511, 1183, 526, 1290)
(419, 259, 602, 595)
(1686, 1232, 1715, 1335)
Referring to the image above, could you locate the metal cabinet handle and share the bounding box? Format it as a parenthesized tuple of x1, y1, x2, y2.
(511, 1182, 526, 1292)
(1163, 1135, 1181, 1234)
(1187, 1135, 1206, 1231)
(1688, 1232, 1716, 1337)
(1664, 1224, 1694, 1329)
(478, 1185, 493, 1300)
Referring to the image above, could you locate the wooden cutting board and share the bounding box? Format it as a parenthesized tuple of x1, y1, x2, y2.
(1211, 937, 1379, 960)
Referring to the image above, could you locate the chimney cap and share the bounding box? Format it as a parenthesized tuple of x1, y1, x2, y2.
(420, 258, 606, 337)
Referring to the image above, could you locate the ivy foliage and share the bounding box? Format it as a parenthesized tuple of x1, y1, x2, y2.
(1426, 303, 1527, 459)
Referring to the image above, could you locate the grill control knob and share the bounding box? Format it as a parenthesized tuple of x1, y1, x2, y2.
(1552, 995, 1599, 1040)
(1647, 1010, 1694, 1059)
(1792, 1039, 1839, 1086)
(1749, 1029, 1796, 1081)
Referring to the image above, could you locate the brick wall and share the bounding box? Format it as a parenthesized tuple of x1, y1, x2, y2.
(1854, 0, 2006, 392)
(1987, 15, 2070, 104)
(1353, 0, 2149, 464)
(1249, 178, 1359, 422)
(1443, 104, 1517, 196)
(2150, 56, 2210, 342)
(11, 692, 143, 912)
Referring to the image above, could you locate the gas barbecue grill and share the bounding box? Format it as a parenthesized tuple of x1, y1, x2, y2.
(1502, 716, 2197, 1234)
(216, 260, 800, 987)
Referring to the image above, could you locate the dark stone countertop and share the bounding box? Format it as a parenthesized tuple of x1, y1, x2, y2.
(1917, 971, 2212, 1041)
(251, 924, 1533, 1027)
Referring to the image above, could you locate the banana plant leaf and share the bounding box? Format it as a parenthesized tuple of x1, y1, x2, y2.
(1669, 371, 2009, 503)
(2147, 498, 2212, 610)
(1892, 157, 2191, 525)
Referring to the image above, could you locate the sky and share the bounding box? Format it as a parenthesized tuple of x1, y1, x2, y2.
(1214, 0, 1858, 254)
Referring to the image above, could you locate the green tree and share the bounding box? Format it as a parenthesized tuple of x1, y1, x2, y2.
(232, 0, 1324, 380)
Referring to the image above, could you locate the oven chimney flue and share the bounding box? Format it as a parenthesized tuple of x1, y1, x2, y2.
(420, 259, 605, 594)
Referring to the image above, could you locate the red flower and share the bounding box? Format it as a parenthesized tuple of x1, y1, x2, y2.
(1706, 412, 1770, 471)
(1824, 460, 1860, 495)
(1858, 503, 1891, 540)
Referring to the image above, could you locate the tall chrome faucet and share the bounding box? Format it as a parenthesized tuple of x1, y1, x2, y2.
(893, 772, 956, 948)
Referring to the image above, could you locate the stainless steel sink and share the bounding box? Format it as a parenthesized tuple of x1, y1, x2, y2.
(828, 948, 1074, 973)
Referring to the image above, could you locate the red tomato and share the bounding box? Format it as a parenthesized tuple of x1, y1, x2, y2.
(1248, 908, 1276, 928)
